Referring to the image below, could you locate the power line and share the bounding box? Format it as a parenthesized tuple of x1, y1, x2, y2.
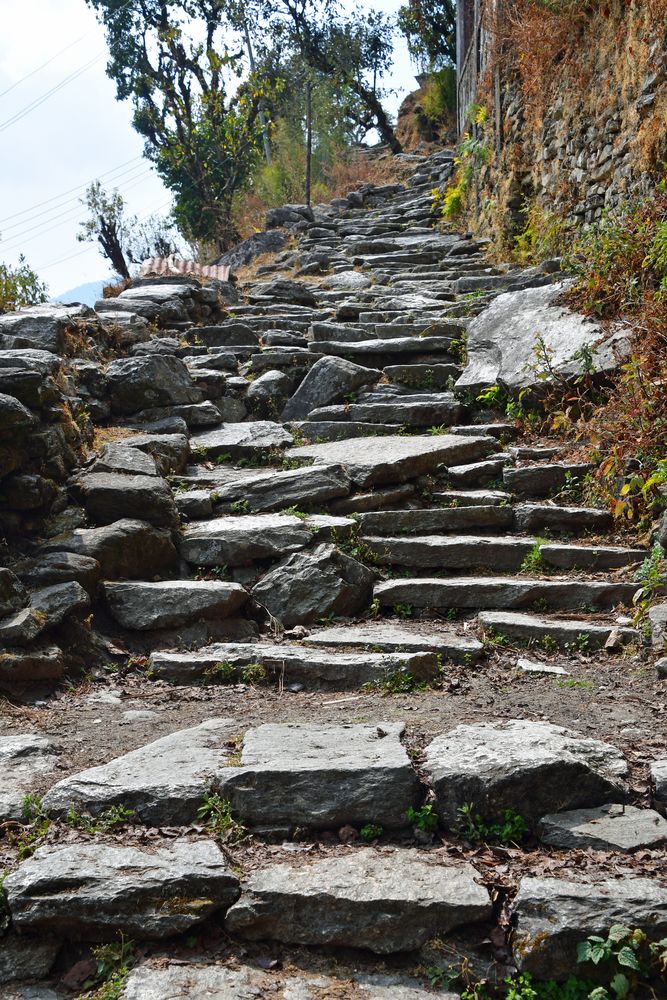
(0, 155, 143, 226)
(0, 34, 90, 100)
(0, 53, 105, 134)
(0, 170, 156, 254)
(1, 162, 150, 236)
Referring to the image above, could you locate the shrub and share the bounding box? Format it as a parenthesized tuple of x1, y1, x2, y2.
(0, 255, 48, 313)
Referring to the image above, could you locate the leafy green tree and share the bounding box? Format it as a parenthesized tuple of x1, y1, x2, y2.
(397, 0, 456, 68)
(85, 0, 270, 250)
(0, 255, 48, 313)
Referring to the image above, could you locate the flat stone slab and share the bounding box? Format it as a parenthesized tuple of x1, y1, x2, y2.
(540, 543, 645, 571)
(148, 643, 438, 688)
(540, 803, 667, 851)
(308, 395, 464, 427)
(76, 472, 178, 528)
(104, 580, 248, 629)
(512, 875, 667, 979)
(210, 463, 351, 512)
(479, 611, 638, 648)
(375, 577, 638, 612)
(48, 519, 178, 580)
(179, 514, 313, 566)
(514, 502, 612, 534)
(364, 534, 535, 572)
(5, 839, 239, 940)
(303, 622, 483, 662)
(504, 463, 591, 498)
(425, 719, 629, 826)
(41, 719, 236, 824)
(191, 421, 293, 457)
(357, 505, 514, 536)
(225, 848, 491, 952)
(517, 657, 568, 676)
(434, 489, 512, 506)
(121, 963, 445, 999)
(0, 735, 57, 821)
(219, 722, 420, 830)
(287, 434, 494, 488)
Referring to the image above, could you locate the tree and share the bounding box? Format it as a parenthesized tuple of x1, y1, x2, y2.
(0, 255, 48, 313)
(78, 182, 183, 278)
(397, 0, 456, 69)
(266, 0, 402, 151)
(77, 181, 132, 279)
(85, 0, 270, 251)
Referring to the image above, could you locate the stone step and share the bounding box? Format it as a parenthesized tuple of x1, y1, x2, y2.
(295, 420, 400, 441)
(178, 513, 318, 566)
(539, 542, 645, 570)
(204, 462, 352, 512)
(365, 534, 536, 572)
(384, 363, 461, 388)
(357, 505, 515, 536)
(286, 434, 495, 489)
(306, 394, 465, 427)
(225, 848, 492, 954)
(309, 337, 459, 364)
(514, 502, 613, 534)
(302, 621, 483, 662)
(447, 457, 509, 487)
(103, 579, 248, 630)
(190, 421, 293, 458)
(504, 462, 592, 498)
(478, 610, 639, 648)
(451, 422, 520, 440)
(433, 488, 512, 506)
(148, 642, 440, 687)
(374, 576, 638, 611)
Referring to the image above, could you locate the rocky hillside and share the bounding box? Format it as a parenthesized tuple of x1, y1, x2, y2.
(0, 149, 665, 999)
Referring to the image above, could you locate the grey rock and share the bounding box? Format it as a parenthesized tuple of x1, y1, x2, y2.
(191, 421, 293, 458)
(48, 519, 178, 580)
(211, 463, 351, 513)
(0, 933, 59, 985)
(179, 514, 313, 567)
(104, 580, 248, 630)
(0, 582, 90, 646)
(215, 229, 287, 271)
(478, 611, 637, 649)
(374, 576, 638, 612)
(425, 720, 629, 826)
(364, 534, 534, 572)
(5, 839, 239, 940)
(225, 848, 491, 952)
(0, 644, 65, 684)
(512, 875, 667, 979)
(0, 568, 28, 617)
(540, 803, 667, 851)
(221, 722, 419, 829)
(649, 602, 667, 649)
(651, 759, 667, 805)
(0, 734, 57, 821)
(106, 356, 201, 415)
(148, 642, 438, 688)
(42, 719, 236, 824)
(514, 503, 613, 535)
(91, 443, 158, 477)
(0, 303, 93, 353)
(504, 463, 591, 498)
(303, 622, 483, 662)
(246, 369, 291, 408)
(75, 472, 178, 528)
(287, 434, 494, 488)
(540, 542, 645, 571)
(123, 432, 190, 475)
(0, 393, 36, 432)
(517, 657, 568, 676)
(13, 552, 100, 595)
(282, 356, 381, 420)
(252, 543, 374, 626)
(456, 281, 630, 394)
(357, 505, 514, 536)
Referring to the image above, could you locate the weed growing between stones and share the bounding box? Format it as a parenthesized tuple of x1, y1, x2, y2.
(359, 823, 383, 843)
(455, 802, 528, 846)
(520, 540, 548, 575)
(197, 792, 246, 844)
(65, 805, 135, 833)
(82, 933, 137, 1000)
(406, 803, 439, 835)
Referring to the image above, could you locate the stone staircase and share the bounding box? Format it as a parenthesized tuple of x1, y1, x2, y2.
(1, 148, 666, 998)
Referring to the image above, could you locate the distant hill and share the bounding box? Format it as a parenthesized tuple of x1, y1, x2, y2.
(51, 278, 110, 308)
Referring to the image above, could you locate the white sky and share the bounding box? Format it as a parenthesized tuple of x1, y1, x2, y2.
(0, 0, 418, 297)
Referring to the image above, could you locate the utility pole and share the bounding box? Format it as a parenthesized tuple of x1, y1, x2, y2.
(305, 79, 313, 207)
(243, 20, 272, 165)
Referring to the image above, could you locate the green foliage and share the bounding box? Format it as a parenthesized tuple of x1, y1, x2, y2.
(197, 792, 246, 843)
(633, 543, 667, 604)
(456, 802, 528, 845)
(477, 385, 509, 409)
(83, 934, 136, 1000)
(204, 660, 238, 684)
(397, 0, 456, 68)
(434, 116, 491, 222)
(364, 667, 427, 694)
(513, 199, 571, 264)
(230, 499, 250, 514)
(576, 924, 667, 998)
(394, 603, 413, 619)
(406, 803, 439, 833)
(359, 823, 383, 842)
(418, 68, 456, 125)
(240, 662, 268, 685)
(0, 255, 48, 313)
(520, 541, 547, 575)
(65, 805, 135, 833)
